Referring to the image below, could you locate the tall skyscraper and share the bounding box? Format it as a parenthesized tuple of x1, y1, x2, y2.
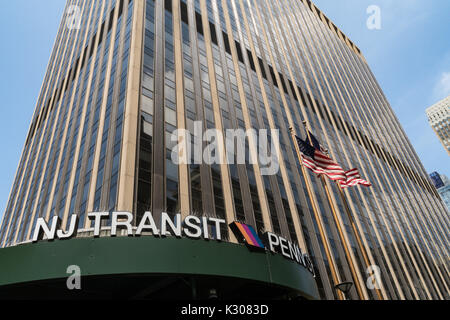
(429, 172, 450, 213)
(430, 171, 446, 189)
(426, 95, 450, 155)
(437, 185, 450, 213)
(0, 0, 449, 300)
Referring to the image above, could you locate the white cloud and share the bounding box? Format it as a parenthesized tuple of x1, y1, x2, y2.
(433, 72, 450, 101)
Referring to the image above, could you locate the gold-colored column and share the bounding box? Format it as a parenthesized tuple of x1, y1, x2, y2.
(172, 0, 191, 218)
(338, 188, 384, 300)
(199, 0, 237, 243)
(86, 0, 121, 219)
(117, 0, 145, 213)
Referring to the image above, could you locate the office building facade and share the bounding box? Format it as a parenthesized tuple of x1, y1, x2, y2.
(426, 95, 450, 156)
(0, 0, 449, 300)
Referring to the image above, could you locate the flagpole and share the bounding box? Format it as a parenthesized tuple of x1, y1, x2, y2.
(289, 127, 345, 300)
(302, 122, 366, 300)
(337, 186, 385, 300)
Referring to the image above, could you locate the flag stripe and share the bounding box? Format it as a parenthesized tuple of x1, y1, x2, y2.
(295, 135, 347, 181)
(339, 168, 372, 188)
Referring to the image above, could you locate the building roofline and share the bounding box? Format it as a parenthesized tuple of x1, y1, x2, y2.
(305, 0, 364, 60)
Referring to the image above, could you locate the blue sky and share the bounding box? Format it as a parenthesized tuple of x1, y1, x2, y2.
(313, 0, 450, 175)
(0, 1, 66, 221)
(0, 1, 449, 221)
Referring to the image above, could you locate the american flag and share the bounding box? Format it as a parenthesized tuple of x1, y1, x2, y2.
(308, 131, 328, 154)
(339, 168, 372, 188)
(294, 135, 347, 181)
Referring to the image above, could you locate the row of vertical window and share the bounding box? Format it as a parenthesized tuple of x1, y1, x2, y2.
(25, 0, 130, 149)
(179, 0, 437, 200)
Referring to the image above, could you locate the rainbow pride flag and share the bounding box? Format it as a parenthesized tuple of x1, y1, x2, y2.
(229, 222, 265, 249)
